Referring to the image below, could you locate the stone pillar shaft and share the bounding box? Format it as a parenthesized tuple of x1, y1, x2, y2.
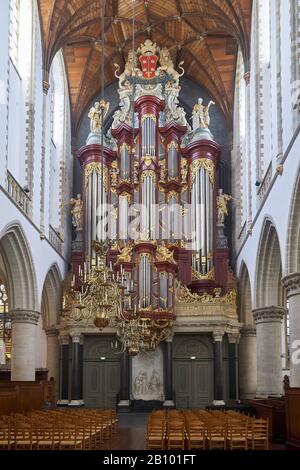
(282, 273, 300, 387)
(11, 310, 39, 381)
(59, 336, 69, 405)
(118, 351, 130, 408)
(163, 339, 174, 407)
(69, 333, 83, 406)
(253, 307, 285, 397)
(239, 326, 257, 398)
(213, 332, 224, 405)
(228, 335, 239, 401)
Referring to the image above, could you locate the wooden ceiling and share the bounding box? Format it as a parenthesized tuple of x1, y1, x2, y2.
(38, 0, 252, 132)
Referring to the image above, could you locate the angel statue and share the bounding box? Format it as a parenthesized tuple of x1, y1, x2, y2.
(192, 98, 215, 131)
(216, 189, 232, 225)
(70, 194, 83, 230)
(88, 99, 110, 133)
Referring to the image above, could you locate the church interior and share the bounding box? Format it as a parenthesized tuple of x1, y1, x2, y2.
(0, 0, 300, 453)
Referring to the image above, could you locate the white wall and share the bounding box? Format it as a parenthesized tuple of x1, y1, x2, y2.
(0, 0, 73, 373)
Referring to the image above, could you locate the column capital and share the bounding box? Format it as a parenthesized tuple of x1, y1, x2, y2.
(282, 272, 300, 298)
(227, 333, 240, 344)
(213, 330, 224, 342)
(45, 328, 58, 337)
(10, 309, 40, 325)
(253, 306, 285, 324)
(70, 331, 82, 343)
(59, 334, 70, 345)
(241, 325, 256, 337)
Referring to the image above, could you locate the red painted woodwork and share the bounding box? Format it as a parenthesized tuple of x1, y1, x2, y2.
(77, 144, 116, 168)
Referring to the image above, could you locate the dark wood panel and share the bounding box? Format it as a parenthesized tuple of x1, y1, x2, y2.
(285, 388, 300, 450)
(0, 381, 55, 415)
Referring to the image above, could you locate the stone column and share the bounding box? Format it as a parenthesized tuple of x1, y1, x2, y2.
(46, 328, 59, 401)
(213, 331, 225, 405)
(163, 337, 174, 407)
(228, 333, 240, 401)
(11, 309, 40, 381)
(69, 332, 83, 406)
(239, 325, 257, 398)
(282, 273, 300, 387)
(118, 350, 130, 409)
(58, 335, 69, 405)
(253, 307, 285, 397)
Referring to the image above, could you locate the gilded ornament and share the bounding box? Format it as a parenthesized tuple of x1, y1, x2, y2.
(117, 242, 133, 263)
(190, 158, 214, 187)
(156, 243, 177, 264)
(192, 267, 215, 281)
(176, 282, 237, 305)
(85, 163, 108, 191)
(141, 113, 156, 124)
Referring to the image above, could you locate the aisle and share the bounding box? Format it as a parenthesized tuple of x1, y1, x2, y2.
(102, 413, 147, 450)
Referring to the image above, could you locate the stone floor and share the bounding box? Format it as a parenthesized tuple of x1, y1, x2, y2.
(101, 413, 147, 450)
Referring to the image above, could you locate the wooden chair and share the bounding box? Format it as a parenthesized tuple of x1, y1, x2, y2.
(248, 418, 269, 450)
(206, 422, 227, 450)
(186, 420, 206, 450)
(226, 420, 248, 450)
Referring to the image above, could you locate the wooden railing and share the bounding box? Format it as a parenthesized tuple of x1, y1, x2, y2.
(6, 171, 31, 216)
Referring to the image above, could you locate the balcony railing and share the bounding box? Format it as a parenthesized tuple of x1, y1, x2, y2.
(6, 171, 31, 216)
(257, 161, 273, 204)
(49, 225, 63, 254)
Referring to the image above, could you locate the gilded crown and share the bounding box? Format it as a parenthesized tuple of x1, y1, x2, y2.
(139, 39, 158, 56)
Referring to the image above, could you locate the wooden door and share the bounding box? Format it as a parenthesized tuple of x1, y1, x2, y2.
(83, 336, 120, 408)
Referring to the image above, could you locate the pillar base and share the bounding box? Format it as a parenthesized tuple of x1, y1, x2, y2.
(68, 400, 84, 407)
(163, 400, 175, 408)
(212, 400, 225, 406)
(57, 400, 69, 406)
(118, 400, 130, 407)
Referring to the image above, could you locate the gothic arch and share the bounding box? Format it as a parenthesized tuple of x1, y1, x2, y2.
(238, 261, 253, 325)
(0, 223, 38, 312)
(41, 263, 62, 328)
(285, 166, 300, 274)
(255, 218, 283, 308)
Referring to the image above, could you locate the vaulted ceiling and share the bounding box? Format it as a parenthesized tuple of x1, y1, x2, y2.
(38, 0, 252, 132)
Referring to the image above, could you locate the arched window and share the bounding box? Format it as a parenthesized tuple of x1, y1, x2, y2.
(232, 49, 247, 230)
(0, 282, 11, 365)
(49, 51, 69, 234)
(7, 0, 34, 187)
(9, 0, 20, 68)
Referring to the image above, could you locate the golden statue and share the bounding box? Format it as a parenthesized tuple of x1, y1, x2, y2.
(88, 99, 110, 133)
(117, 243, 133, 263)
(192, 98, 215, 130)
(70, 194, 83, 230)
(110, 160, 119, 187)
(181, 158, 188, 184)
(156, 243, 176, 264)
(216, 189, 232, 224)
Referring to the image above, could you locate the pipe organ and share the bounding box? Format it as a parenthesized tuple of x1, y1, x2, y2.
(74, 39, 231, 345)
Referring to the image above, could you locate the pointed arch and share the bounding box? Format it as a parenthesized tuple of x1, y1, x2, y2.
(255, 218, 283, 308)
(286, 166, 300, 274)
(41, 263, 62, 328)
(238, 261, 253, 325)
(0, 223, 38, 311)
